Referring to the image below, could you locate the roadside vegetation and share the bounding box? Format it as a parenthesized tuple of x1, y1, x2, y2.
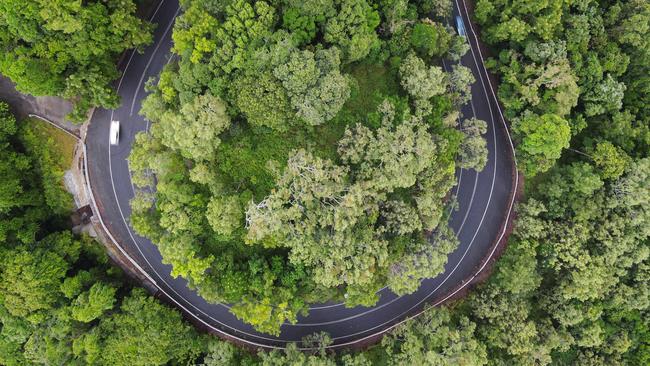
(0, 0, 647, 365)
(129, 0, 484, 334)
(20, 117, 77, 215)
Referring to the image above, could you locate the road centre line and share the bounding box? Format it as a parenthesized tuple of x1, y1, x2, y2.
(96, 0, 519, 348)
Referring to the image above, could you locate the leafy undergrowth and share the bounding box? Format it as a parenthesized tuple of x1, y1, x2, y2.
(20, 117, 76, 214)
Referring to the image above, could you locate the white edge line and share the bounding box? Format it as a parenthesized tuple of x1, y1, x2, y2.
(85, 0, 519, 350)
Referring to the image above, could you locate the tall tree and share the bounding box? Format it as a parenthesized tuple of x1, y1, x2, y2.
(323, 0, 381, 62)
(512, 112, 571, 176)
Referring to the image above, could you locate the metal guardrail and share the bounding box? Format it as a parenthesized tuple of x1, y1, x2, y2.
(27, 113, 81, 140)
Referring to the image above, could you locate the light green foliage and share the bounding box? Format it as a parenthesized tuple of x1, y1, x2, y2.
(233, 72, 294, 131)
(273, 48, 351, 126)
(458, 117, 488, 171)
(414, 158, 457, 231)
(70, 283, 117, 323)
(260, 346, 336, 365)
(448, 64, 475, 106)
(583, 74, 626, 117)
(513, 112, 571, 176)
(539, 163, 604, 218)
(294, 0, 338, 14)
(591, 141, 630, 180)
(0, 242, 70, 320)
(0, 304, 31, 365)
(0, 232, 81, 320)
(496, 46, 579, 119)
(448, 33, 471, 61)
(399, 53, 448, 116)
(19, 118, 75, 215)
(324, 0, 381, 62)
(338, 114, 437, 191)
(206, 195, 243, 238)
(245, 103, 458, 301)
(475, 0, 648, 190)
(419, 0, 453, 19)
(476, 0, 565, 43)
(0, 0, 152, 121)
(174, 0, 275, 71)
(381, 308, 488, 365)
(381, 200, 423, 235)
(154, 93, 230, 161)
(378, 0, 411, 35)
(399, 53, 447, 100)
(456, 152, 649, 364)
(203, 338, 257, 365)
(61, 270, 95, 299)
(387, 225, 458, 295)
(230, 298, 301, 336)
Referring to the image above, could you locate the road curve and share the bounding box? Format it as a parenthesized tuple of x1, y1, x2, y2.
(85, 0, 517, 349)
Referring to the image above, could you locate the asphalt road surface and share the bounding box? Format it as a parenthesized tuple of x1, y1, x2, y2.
(85, 0, 517, 349)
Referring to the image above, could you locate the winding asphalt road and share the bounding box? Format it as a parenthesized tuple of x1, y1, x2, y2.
(85, 0, 517, 349)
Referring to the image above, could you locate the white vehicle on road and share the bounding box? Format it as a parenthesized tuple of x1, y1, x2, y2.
(109, 120, 120, 146)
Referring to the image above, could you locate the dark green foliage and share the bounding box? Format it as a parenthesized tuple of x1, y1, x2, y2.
(74, 289, 203, 365)
(323, 0, 381, 62)
(0, 105, 205, 366)
(0, 102, 48, 244)
(282, 7, 319, 45)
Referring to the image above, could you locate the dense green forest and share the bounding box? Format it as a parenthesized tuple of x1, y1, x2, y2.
(0, 0, 152, 121)
(0, 102, 207, 365)
(129, 0, 485, 334)
(0, 0, 648, 365)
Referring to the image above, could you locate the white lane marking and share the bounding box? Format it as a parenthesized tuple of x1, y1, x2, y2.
(298, 0, 519, 345)
(97, 0, 518, 348)
(130, 7, 181, 116)
(290, 25, 497, 328)
(293, 12, 490, 325)
(106, 4, 296, 346)
(119, 3, 488, 332)
(114, 0, 166, 96)
(323, 0, 520, 347)
(305, 51, 479, 313)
